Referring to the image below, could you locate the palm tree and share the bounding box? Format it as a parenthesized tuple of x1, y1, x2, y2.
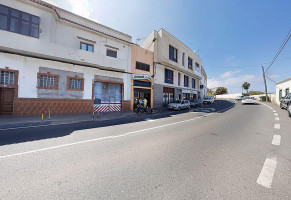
(242, 82, 250, 93)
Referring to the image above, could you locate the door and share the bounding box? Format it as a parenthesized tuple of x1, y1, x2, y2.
(0, 88, 14, 115)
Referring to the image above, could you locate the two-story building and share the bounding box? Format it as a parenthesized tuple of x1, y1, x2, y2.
(141, 29, 205, 108)
(0, 0, 132, 115)
(131, 44, 154, 110)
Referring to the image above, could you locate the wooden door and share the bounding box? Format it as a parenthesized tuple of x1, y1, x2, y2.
(0, 88, 14, 115)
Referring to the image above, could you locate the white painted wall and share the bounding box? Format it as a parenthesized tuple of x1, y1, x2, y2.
(276, 79, 291, 105)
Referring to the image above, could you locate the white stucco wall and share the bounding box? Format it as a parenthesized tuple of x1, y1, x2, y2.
(276, 79, 291, 105)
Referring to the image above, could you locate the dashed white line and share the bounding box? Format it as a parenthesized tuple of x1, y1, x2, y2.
(273, 110, 276, 113)
(275, 117, 280, 121)
(274, 113, 278, 116)
(272, 135, 281, 146)
(274, 124, 281, 129)
(257, 157, 277, 188)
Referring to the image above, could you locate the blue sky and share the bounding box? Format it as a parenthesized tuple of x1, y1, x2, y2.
(45, 0, 291, 93)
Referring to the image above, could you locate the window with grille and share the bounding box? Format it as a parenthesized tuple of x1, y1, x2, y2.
(69, 78, 83, 90)
(0, 71, 15, 85)
(39, 75, 57, 89)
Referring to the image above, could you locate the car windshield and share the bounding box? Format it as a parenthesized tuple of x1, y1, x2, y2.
(174, 100, 181, 103)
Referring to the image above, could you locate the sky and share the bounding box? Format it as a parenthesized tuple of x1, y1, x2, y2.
(44, 0, 291, 93)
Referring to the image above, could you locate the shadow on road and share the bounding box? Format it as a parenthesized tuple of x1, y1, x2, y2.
(0, 100, 235, 147)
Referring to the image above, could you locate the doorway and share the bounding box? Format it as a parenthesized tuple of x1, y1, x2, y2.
(133, 88, 151, 110)
(0, 88, 14, 115)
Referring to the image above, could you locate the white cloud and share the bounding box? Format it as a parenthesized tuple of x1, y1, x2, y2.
(268, 74, 280, 79)
(225, 56, 235, 63)
(68, 0, 91, 19)
(220, 70, 241, 79)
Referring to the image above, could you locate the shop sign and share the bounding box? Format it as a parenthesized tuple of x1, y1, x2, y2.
(132, 74, 152, 82)
(182, 89, 198, 94)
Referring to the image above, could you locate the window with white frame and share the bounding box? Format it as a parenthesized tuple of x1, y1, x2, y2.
(39, 75, 57, 89)
(0, 71, 15, 85)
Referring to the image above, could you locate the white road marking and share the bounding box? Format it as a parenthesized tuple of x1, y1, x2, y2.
(274, 124, 280, 129)
(261, 103, 273, 110)
(0, 103, 237, 160)
(273, 110, 276, 113)
(272, 135, 281, 146)
(257, 157, 277, 188)
(275, 117, 280, 121)
(274, 113, 278, 116)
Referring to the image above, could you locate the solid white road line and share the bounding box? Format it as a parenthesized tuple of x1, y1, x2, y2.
(274, 113, 278, 116)
(274, 124, 281, 129)
(0, 103, 237, 160)
(257, 157, 277, 188)
(272, 135, 281, 146)
(275, 117, 280, 121)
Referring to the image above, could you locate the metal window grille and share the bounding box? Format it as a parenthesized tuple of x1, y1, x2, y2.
(39, 75, 56, 88)
(0, 71, 15, 85)
(69, 78, 83, 90)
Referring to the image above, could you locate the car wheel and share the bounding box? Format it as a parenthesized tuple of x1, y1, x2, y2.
(177, 107, 181, 111)
(280, 103, 284, 109)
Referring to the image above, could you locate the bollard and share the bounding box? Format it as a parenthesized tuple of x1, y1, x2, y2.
(93, 111, 95, 119)
(48, 109, 51, 120)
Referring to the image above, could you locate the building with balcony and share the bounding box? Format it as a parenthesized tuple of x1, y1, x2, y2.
(0, 0, 132, 115)
(141, 29, 206, 108)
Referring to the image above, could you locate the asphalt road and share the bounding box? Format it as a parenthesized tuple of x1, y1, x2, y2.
(0, 100, 290, 200)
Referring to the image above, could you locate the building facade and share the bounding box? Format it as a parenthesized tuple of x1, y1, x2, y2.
(0, 0, 132, 115)
(275, 77, 291, 105)
(141, 29, 206, 108)
(130, 45, 154, 110)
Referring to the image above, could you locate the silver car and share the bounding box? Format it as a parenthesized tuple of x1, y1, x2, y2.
(168, 100, 190, 110)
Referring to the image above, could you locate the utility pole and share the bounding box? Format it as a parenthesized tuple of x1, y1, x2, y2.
(262, 66, 268, 102)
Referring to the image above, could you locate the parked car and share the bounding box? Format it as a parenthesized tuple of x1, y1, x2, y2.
(190, 99, 203, 108)
(242, 97, 258, 105)
(168, 100, 190, 110)
(236, 96, 244, 100)
(280, 93, 291, 109)
(203, 97, 215, 104)
(288, 105, 291, 118)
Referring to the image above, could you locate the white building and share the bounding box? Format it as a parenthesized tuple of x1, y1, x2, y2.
(275, 77, 291, 105)
(0, 0, 132, 115)
(141, 29, 206, 108)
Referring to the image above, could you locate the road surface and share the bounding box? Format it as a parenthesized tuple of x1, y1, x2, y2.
(0, 100, 290, 199)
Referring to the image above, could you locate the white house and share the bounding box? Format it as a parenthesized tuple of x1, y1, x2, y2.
(275, 77, 291, 105)
(0, 0, 132, 115)
(141, 29, 206, 108)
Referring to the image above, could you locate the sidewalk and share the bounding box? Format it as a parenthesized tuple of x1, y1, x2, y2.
(0, 111, 140, 129)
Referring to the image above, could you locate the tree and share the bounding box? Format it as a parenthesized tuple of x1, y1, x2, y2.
(246, 91, 264, 95)
(242, 82, 251, 93)
(215, 87, 228, 95)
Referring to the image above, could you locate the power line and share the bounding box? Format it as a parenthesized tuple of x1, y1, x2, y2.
(206, 57, 291, 69)
(265, 28, 291, 73)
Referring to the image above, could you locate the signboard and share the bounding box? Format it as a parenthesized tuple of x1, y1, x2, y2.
(200, 85, 204, 89)
(132, 74, 152, 82)
(182, 89, 198, 94)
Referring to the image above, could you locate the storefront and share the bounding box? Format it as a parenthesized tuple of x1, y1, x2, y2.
(182, 89, 198, 100)
(131, 74, 153, 110)
(163, 87, 175, 107)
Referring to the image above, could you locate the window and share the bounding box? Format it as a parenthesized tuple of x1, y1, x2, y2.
(192, 78, 196, 89)
(38, 74, 58, 89)
(184, 75, 189, 87)
(0, 4, 40, 38)
(286, 88, 290, 95)
(188, 57, 193, 70)
(107, 49, 117, 58)
(0, 71, 15, 85)
(136, 61, 150, 72)
(169, 45, 177, 62)
(195, 62, 200, 68)
(67, 77, 84, 91)
(182, 53, 185, 66)
(80, 42, 94, 52)
(178, 73, 181, 86)
(165, 69, 173, 84)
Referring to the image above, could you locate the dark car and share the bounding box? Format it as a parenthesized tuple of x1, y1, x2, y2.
(280, 93, 291, 109)
(190, 99, 202, 108)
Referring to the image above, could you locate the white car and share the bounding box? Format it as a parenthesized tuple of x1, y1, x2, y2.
(168, 100, 190, 110)
(236, 96, 244, 100)
(242, 97, 258, 105)
(203, 97, 215, 104)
